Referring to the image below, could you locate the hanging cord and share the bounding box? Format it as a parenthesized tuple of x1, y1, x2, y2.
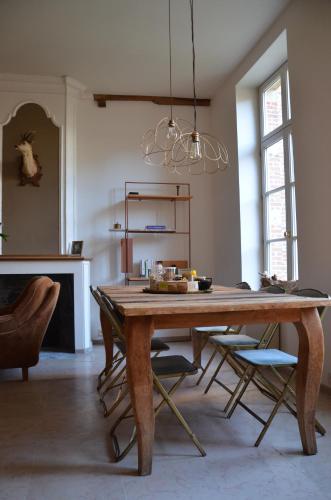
(190, 0, 197, 130)
(168, 0, 173, 121)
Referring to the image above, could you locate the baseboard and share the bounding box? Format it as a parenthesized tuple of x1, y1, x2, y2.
(92, 335, 191, 346)
(158, 335, 191, 343)
(92, 337, 104, 346)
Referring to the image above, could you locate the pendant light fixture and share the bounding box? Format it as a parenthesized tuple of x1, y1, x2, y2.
(141, 0, 192, 169)
(171, 0, 229, 175)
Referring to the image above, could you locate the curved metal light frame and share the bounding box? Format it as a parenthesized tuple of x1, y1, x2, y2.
(168, 0, 229, 175)
(171, 131, 229, 175)
(141, 116, 193, 168)
(141, 0, 230, 175)
(142, 0, 190, 169)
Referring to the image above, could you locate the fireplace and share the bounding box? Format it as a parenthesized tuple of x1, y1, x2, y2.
(0, 256, 91, 351)
(0, 273, 75, 352)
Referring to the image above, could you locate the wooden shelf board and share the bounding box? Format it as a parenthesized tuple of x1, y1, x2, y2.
(109, 229, 189, 234)
(126, 194, 192, 202)
(127, 277, 150, 282)
(128, 230, 189, 234)
(128, 230, 175, 234)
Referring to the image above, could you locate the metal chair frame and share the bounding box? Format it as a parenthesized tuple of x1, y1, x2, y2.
(192, 282, 252, 386)
(194, 324, 243, 386)
(223, 288, 329, 446)
(90, 287, 168, 418)
(110, 365, 206, 462)
(204, 322, 279, 412)
(100, 295, 206, 461)
(199, 284, 285, 393)
(227, 356, 298, 446)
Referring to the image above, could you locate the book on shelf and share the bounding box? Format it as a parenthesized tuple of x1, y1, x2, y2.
(145, 225, 166, 230)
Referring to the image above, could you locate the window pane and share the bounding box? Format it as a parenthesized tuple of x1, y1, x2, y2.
(291, 186, 297, 237)
(263, 76, 283, 135)
(265, 139, 285, 191)
(269, 241, 287, 280)
(266, 189, 286, 239)
(286, 70, 291, 120)
(289, 133, 295, 182)
(292, 239, 298, 280)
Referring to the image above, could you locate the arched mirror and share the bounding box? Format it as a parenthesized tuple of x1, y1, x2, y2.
(2, 103, 60, 254)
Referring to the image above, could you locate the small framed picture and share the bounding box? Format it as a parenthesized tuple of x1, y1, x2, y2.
(71, 240, 83, 256)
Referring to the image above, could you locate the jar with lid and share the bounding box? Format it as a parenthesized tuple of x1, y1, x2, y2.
(149, 261, 164, 289)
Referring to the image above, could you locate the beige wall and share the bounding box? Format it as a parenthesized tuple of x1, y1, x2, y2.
(2, 103, 60, 254)
(76, 99, 216, 337)
(211, 0, 331, 386)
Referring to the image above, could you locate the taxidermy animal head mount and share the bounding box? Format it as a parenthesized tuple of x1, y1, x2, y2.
(15, 131, 42, 186)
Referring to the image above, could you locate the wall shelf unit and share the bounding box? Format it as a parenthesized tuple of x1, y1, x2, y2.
(120, 181, 191, 284)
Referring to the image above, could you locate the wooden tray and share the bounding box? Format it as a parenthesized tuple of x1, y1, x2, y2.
(142, 287, 213, 294)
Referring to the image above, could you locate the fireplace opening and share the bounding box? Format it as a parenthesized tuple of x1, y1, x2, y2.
(0, 273, 75, 352)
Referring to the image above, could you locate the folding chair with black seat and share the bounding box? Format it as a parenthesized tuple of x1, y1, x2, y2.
(192, 282, 251, 386)
(223, 288, 328, 447)
(90, 287, 169, 417)
(101, 295, 206, 461)
(90, 287, 126, 394)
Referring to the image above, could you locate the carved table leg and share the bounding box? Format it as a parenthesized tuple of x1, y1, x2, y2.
(100, 309, 114, 372)
(125, 316, 154, 475)
(192, 329, 206, 368)
(294, 307, 324, 455)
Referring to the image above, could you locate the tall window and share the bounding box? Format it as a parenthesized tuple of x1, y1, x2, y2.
(259, 63, 298, 280)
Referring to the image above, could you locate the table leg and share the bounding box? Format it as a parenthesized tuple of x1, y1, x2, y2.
(192, 329, 206, 368)
(100, 309, 114, 373)
(294, 307, 324, 455)
(125, 316, 154, 475)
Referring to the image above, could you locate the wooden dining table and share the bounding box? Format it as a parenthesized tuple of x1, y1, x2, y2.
(98, 284, 331, 476)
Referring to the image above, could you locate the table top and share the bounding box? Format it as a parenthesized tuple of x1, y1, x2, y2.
(98, 285, 331, 317)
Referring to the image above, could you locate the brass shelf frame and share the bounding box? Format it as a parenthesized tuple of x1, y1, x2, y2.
(123, 181, 191, 284)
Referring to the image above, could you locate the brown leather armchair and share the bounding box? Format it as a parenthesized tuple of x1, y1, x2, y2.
(0, 276, 60, 381)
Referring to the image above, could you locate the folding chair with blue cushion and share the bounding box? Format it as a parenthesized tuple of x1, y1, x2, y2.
(200, 285, 285, 398)
(203, 322, 279, 415)
(224, 288, 329, 447)
(192, 282, 251, 385)
(229, 349, 298, 446)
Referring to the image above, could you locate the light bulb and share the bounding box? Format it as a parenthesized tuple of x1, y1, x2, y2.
(166, 119, 179, 141)
(189, 131, 202, 160)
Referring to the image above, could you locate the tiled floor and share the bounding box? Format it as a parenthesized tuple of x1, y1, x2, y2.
(1, 344, 331, 500)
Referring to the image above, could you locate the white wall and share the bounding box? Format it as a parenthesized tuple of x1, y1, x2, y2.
(236, 86, 262, 290)
(211, 0, 331, 387)
(76, 99, 216, 338)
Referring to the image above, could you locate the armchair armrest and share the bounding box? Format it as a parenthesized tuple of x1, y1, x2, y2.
(0, 313, 17, 334)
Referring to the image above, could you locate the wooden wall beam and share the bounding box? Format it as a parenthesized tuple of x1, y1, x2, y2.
(93, 94, 210, 108)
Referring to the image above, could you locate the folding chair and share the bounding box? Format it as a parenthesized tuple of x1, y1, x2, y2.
(204, 322, 279, 412)
(192, 282, 251, 386)
(196, 284, 283, 388)
(224, 288, 328, 447)
(101, 295, 206, 461)
(90, 287, 169, 417)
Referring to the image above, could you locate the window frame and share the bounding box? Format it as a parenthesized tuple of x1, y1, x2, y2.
(259, 63, 298, 280)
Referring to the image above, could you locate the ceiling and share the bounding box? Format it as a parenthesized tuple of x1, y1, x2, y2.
(0, 0, 290, 97)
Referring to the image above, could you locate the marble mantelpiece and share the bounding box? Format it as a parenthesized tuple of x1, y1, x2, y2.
(0, 255, 91, 351)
